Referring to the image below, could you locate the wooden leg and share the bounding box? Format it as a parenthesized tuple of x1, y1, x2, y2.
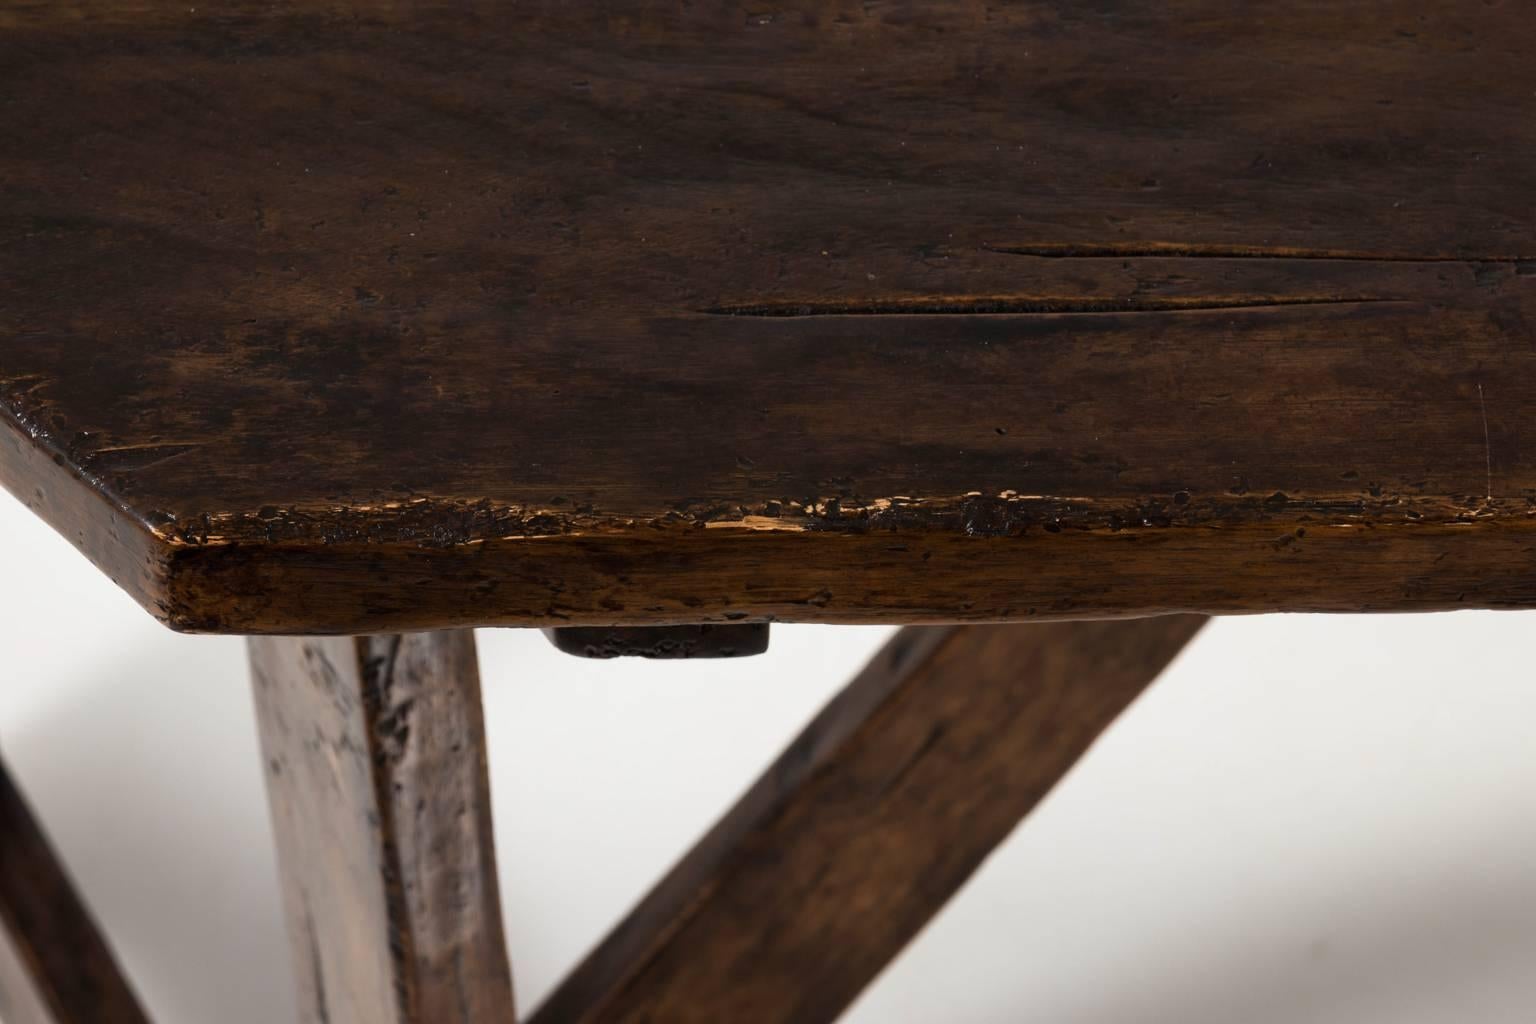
(532, 615, 1207, 1024)
(248, 631, 514, 1024)
(0, 756, 150, 1024)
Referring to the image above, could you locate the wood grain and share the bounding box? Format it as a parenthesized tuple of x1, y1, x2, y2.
(248, 630, 514, 1024)
(4, 3, 1536, 631)
(0, 756, 150, 1024)
(531, 614, 1207, 1024)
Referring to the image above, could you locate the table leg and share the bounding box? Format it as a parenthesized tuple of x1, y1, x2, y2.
(248, 631, 514, 1024)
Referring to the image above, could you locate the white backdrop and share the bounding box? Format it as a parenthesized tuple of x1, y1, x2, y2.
(2, 486, 1534, 1023)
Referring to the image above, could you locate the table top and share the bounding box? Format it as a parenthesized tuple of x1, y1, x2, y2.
(4, 2, 1536, 633)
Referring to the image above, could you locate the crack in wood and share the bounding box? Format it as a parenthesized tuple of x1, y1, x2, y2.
(985, 242, 1536, 262)
(702, 295, 1394, 316)
(356, 635, 420, 1022)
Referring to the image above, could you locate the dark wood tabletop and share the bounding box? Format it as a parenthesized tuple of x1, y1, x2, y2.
(4, 1, 1535, 633)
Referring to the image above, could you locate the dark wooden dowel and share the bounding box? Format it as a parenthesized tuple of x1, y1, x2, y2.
(0, 756, 150, 1024)
(248, 631, 514, 1024)
(532, 615, 1208, 1024)
(543, 623, 770, 659)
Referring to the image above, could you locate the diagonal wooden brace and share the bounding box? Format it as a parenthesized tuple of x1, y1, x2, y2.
(532, 615, 1207, 1023)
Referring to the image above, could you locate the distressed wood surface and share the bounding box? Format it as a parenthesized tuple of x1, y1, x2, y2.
(531, 614, 1207, 1024)
(0, 756, 150, 1024)
(5, 3, 1536, 632)
(248, 630, 514, 1024)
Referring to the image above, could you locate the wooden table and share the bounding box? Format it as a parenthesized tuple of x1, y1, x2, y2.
(3, 2, 1532, 1021)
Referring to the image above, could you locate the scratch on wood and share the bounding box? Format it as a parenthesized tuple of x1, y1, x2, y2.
(305, 901, 332, 1024)
(81, 443, 202, 473)
(1479, 383, 1493, 502)
(704, 515, 806, 532)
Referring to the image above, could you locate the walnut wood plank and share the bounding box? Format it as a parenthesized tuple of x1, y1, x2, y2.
(6, 3, 1536, 632)
(248, 631, 514, 1024)
(0, 755, 150, 1024)
(531, 614, 1207, 1024)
